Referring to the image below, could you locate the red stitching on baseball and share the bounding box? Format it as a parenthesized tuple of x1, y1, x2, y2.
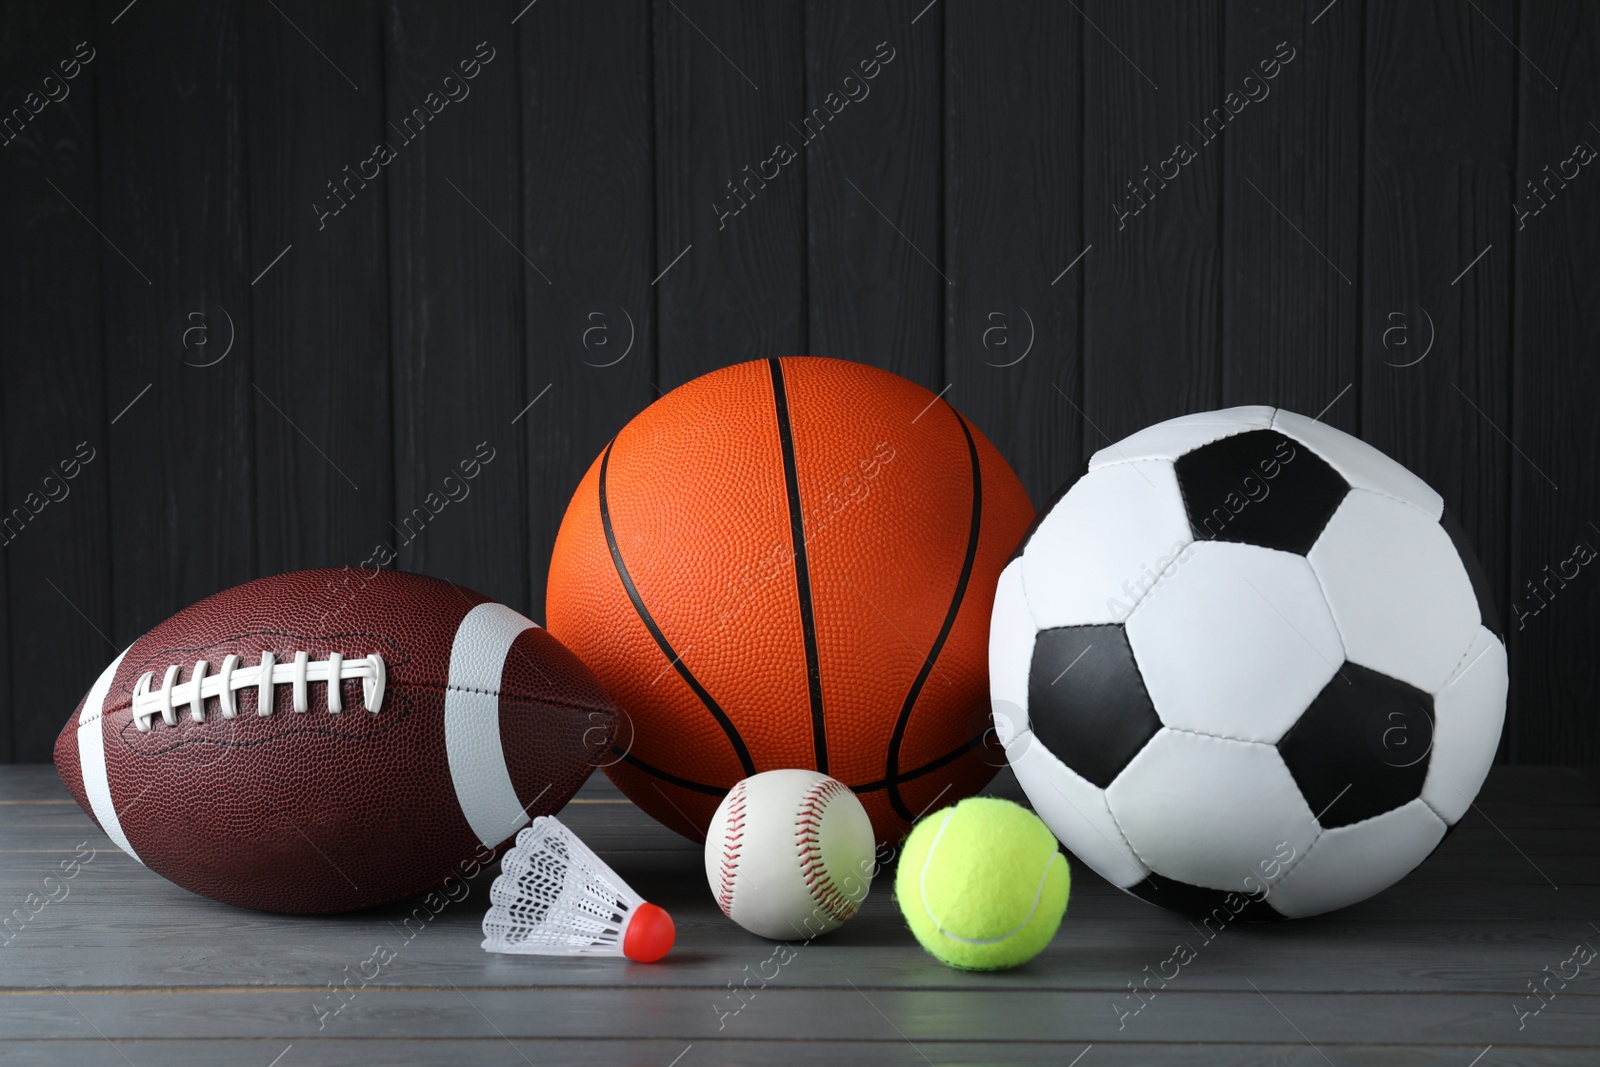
(795, 777, 859, 926)
(717, 779, 747, 918)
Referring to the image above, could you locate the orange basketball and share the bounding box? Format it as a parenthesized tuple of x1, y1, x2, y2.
(546, 357, 1034, 847)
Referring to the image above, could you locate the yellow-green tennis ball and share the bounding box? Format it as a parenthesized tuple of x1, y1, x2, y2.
(895, 797, 1069, 971)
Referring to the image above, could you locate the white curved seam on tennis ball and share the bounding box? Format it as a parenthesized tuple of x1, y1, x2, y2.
(919, 810, 1057, 945)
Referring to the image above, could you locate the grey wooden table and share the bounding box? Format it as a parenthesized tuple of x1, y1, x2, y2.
(0, 764, 1595, 1066)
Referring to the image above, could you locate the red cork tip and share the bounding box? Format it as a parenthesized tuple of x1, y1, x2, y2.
(622, 902, 675, 963)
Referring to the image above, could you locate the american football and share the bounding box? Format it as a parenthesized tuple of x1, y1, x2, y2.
(52, 568, 618, 913)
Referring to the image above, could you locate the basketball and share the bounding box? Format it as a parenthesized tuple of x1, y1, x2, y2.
(546, 357, 1034, 847)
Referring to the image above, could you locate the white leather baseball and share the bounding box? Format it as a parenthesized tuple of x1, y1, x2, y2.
(704, 769, 876, 941)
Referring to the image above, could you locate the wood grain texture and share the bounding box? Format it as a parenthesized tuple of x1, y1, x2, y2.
(805, 0, 941, 388)
(517, 0, 657, 616)
(655, 0, 807, 384)
(245, 0, 393, 576)
(1080, 0, 1225, 449)
(0, 437, 7, 759)
(945, 0, 1084, 506)
(1361, 1, 1517, 703)
(384, 1, 528, 609)
(1, 2, 1598, 768)
(2, 764, 1598, 1053)
(4, 970, 1599, 1047)
(0, 1045, 1595, 1067)
(1221, 0, 1362, 421)
(1508, 2, 1600, 764)
(3, 986, 1598, 1044)
(95, 0, 257, 642)
(0, 0, 107, 761)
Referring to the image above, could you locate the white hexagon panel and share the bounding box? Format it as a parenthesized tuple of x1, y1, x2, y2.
(991, 407, 1507, 920)
(1126, 542, 1343, 743)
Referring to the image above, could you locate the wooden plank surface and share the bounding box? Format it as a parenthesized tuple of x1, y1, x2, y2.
(655, 0, 807, 383)
(0, 415, 8, 760)
(2, 765, 1597, 1058)
(13, 1044, 1600, 1067)
(244, 0, 393, 576)
(0, 0, 106, 762)
(1080, 0, 1224, 449)
(0, 0, 1597, 768)
(384, 1, 528, 609)
(1220, 0, 1362, 420)
(516, 0, 657, 616)
(944, 0, 1084, 505)
(2, 984, 1598, 1043)
(805, 0, 942, 387)
(95, 0, 257, 643)
(1507, 2, 1600, 765)
(4, 1044, 1597, 1067)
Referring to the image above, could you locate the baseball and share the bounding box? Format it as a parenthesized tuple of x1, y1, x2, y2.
(705, 769, 877, 940)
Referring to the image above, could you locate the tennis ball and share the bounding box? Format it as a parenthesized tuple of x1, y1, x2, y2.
(895, 797, 1069, 971)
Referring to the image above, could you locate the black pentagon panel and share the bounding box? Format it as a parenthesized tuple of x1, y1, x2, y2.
(1174, 429, 1348, 555)
(1439, 507, 1502, 639)
(1278, 663, 1433, 829)
(1124, 872, 1285, 922)
(1028, 625, 1160, 789)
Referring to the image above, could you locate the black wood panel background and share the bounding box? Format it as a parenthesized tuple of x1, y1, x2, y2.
(0, 0, 1594, 765)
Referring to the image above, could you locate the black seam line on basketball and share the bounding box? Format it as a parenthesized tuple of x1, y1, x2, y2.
(614, 749, 727, 796)
(613, 732, 986, 796)
(850, 731, 987, 792)
(768, 357, 828, 774)
(597, 438, 755, 776)
(885, 403, 983, 824)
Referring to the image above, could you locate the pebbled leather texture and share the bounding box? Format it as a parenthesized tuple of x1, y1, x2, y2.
(548, 357, 1035, 847)
(53, 568, 617, 914)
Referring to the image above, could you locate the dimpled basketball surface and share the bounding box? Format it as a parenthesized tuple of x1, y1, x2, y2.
(546, 358, 1034, 846)
(53, 568, 617, 913)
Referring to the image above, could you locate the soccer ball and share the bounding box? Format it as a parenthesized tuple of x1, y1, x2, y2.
(989, 407, 1506, 919)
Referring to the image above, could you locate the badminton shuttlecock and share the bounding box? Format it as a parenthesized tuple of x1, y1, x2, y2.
(481, 816, 675, 963)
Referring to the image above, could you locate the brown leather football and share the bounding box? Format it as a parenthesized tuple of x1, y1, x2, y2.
(53, 568, 617, 913)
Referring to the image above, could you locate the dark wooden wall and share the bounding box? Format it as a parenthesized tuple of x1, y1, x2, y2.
(1, 0, 1595, 765)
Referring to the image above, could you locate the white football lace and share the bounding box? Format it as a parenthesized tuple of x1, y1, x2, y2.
(129, 651, 387, 731)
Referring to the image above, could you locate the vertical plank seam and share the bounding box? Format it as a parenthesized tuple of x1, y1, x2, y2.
(514, 0, 532, 616)
(1081, 0, 1094, 476)
(650, 0, 662, 396)
(91, 0, 116, 759)
(1075, 1, 1088, 466)
(242, 1, 260, 586)
(1215, 0, 1226, 411)
(800, 0, 810, 358)
(0, 272, 9, 757)
(1354, 0, 1367, 441)
(377, 0, 396, 591)
(383, 0, 400, 579)
(936, 0, 946, 396)
(941, 0, 951, 398)
(1503, 0, 1524, 763)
